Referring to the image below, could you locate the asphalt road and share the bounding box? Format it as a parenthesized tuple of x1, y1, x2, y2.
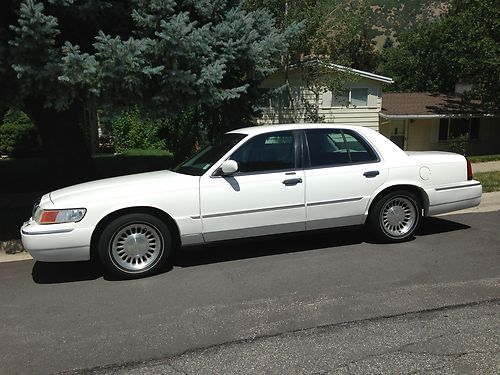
(1, 211, 499, 374)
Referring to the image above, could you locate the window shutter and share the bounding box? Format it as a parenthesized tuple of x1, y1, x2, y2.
(367, 87, 378, 107)
(321, 90, 332, 108)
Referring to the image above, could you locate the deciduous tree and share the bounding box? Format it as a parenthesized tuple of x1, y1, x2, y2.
(378, 0, 499, 109)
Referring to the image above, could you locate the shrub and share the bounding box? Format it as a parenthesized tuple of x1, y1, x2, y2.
(160, 109, 202, 163)
(447, 134, 469, 155)
(0, 110, 39, 157)
(111, 107, 165, 153)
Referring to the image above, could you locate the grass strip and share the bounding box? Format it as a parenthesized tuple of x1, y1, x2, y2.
(468, 154, 500, 163)
(474, 171, 500, 193)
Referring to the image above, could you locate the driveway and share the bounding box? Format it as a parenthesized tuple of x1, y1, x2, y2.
(0, 211, 499, 374)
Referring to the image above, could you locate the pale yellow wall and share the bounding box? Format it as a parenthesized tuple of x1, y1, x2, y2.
(379, 119, 391, 138)
(406, 119, 447, 151)
(383, 117, 500, 154)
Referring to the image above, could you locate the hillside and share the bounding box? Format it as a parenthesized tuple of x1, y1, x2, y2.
(368, 0, 449, 48)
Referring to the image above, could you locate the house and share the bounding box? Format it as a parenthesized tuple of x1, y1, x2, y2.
(379, 92, 500, 155)
(258, 63, 393, 130)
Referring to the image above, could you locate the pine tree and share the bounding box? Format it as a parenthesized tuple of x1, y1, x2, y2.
(1, 0, 300, 179)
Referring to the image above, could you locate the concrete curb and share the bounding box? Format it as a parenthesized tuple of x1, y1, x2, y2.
(0, 251, 32, 263)
(439, 191, 500, 216)
(472, 161, 500, 173)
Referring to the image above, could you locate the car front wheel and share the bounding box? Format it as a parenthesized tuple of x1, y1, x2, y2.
(98, 213, 172, 278)
(368, 190, 421, 242)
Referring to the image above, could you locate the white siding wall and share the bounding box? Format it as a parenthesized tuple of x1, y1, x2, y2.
(258, 74, 383, 131)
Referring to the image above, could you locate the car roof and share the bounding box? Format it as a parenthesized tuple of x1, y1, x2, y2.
(227, 123, 369, 136)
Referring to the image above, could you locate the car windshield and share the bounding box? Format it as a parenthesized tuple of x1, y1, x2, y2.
(174, 133, 247, 176)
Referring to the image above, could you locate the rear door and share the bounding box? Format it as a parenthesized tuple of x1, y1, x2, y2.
(303, 128, 388, 230)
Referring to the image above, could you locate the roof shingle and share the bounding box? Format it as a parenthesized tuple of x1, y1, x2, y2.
(381, 92, 490, 118)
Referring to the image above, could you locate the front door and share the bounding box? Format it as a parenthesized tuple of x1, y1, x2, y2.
(200, 130, 306, 242)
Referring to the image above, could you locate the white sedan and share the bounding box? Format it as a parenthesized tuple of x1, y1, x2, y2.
(21, 124, 482, 278)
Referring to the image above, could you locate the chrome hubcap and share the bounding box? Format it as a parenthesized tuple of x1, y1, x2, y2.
(110, 223, 163, 272)
(380, 197, 417, 238)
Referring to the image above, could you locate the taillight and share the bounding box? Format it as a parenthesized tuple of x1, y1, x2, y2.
(466, 158, 473, 181)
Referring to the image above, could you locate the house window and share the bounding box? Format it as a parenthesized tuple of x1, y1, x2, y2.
(350, 88, 368, 107)
(329, 88, 368, 107)
(450, 119, 469, 138)
(332, 89, 349, 107)
(470, 118, 480, 139)
(438, 119, 449, 141)
(438, 118, 480, 141)
(270, 89, 291, 108)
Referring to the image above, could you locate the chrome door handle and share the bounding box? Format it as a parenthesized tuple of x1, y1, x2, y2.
(363, 171, 379, 178)
(282, 178, 303, 186)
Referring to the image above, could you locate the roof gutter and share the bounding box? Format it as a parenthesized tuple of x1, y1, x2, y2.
(379, 113, 496, 120)
(330, 64, 394, 84)
(287, 61, 394, 84)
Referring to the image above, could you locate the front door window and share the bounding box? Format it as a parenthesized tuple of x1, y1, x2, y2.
(230, 131, 295, 173)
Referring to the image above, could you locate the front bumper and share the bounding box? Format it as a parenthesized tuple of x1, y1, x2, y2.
(21, 220, 92, 262)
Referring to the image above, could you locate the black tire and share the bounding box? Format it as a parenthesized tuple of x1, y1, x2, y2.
(368, 190, 421, 242)
(98, 213, 172, 278)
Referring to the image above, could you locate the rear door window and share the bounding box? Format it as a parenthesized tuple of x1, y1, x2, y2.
(305, 129, 377, 167)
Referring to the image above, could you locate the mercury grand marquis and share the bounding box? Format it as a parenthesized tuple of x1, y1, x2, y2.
(21, 124, 482, 278)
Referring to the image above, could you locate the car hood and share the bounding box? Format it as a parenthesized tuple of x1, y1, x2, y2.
(49, 170, 199, 206)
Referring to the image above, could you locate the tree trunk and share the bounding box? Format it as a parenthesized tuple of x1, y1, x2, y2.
(28, 100, 96, 188)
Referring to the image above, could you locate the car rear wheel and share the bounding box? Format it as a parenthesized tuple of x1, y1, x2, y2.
(368, 190, 421, 242)
(98, 213, 172, 278)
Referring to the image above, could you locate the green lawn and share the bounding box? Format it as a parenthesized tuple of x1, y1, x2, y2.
(468, 154, 500, 163)
(122, 148, 173, 157)
(474, 171, 500, 193)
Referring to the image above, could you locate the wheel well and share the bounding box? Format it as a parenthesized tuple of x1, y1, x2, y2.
(90, 207, 181, 262)
(368, 185, 429, 216)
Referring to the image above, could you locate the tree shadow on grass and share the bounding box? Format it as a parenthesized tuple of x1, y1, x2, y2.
(31, 216, 471, 284)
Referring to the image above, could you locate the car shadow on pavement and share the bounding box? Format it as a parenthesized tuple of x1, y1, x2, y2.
(30, 216, 470, 283)
(173, 216, 471, 268)
(31, 260, 175, 283)
(31, 227, 365, 283)
(417, 216, 470, 236)
(32, 260, 103, 284)
(172, 227, 367, 268)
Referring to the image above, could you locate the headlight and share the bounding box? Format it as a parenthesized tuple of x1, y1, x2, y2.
(34, 208, 87, 224)
(32, 198, 41, 218)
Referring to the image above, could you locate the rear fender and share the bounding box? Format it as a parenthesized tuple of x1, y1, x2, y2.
(365, 181, 430, 217)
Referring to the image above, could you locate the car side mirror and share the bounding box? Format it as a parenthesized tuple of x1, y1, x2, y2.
(220, 160, 238, 176)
